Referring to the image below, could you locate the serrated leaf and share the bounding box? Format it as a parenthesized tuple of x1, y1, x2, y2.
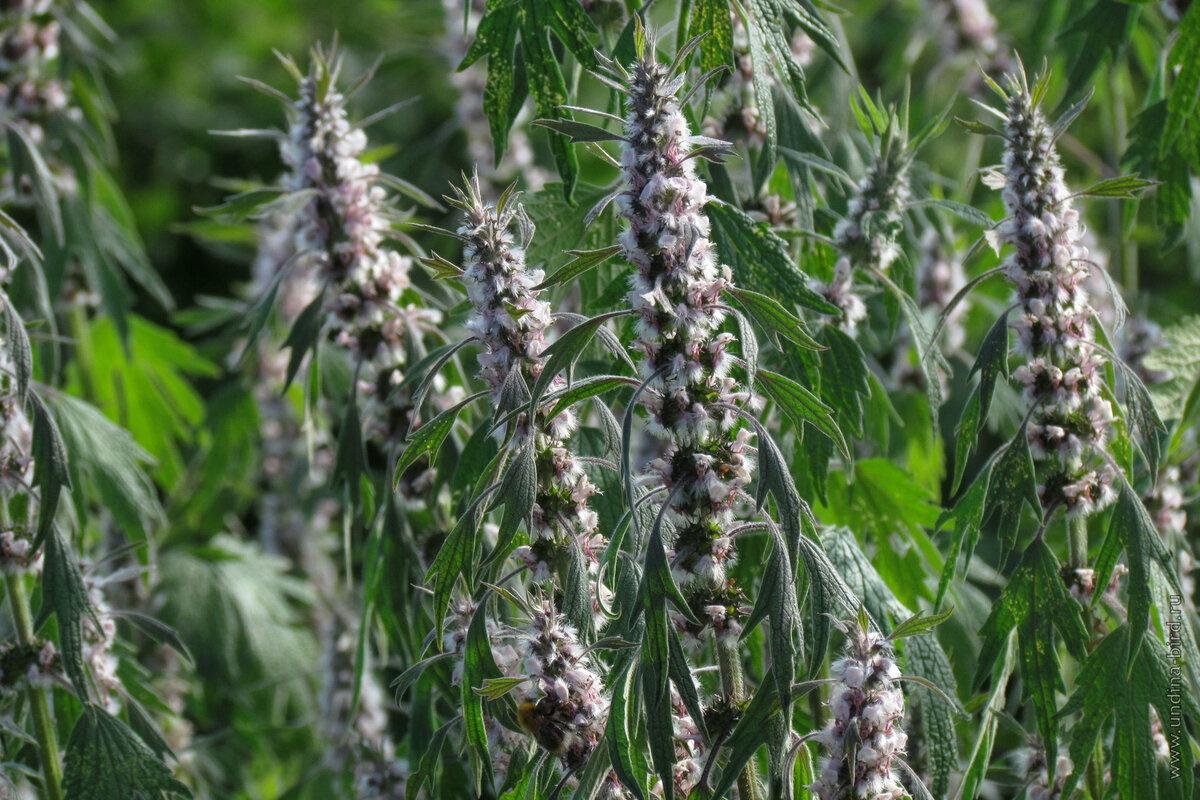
(710, 673, 779, 800)
(29, 392, 71, 545)
(532, 117, 624, 143)
(529, 310, 629, 412)
(707, 203, 838, 315)
(757, 368, 849, 462)
(534, 245, 622, 290)
(727, 286, 824, 351)
(281, 288, 325, 391)
(888, 607, 954, 641)
(463, 599, 505, 792)
(1095, 482, 1181, 668)
(1075, 173, 1158, 199)
(936, 462, 990, 609)
(983, 424, 1040, 555)
(906, 198, 995, 228)
(393, 403, 464, 488)
(63, 705, 190, 799)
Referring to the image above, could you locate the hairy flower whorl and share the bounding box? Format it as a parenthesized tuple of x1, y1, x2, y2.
(611, 41, 755, 615)
(813, 623, 911, 800)
(517, 602, 608, 772)
(452, 177, 603, 583)
(993, 75, 1116, 516)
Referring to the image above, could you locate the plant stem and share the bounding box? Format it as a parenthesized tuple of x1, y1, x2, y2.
(717, 638, 762, 800)
(1068, 513, 1088, 571)
(1086, 735, 1105, 799)
(5, 572, 64, 800)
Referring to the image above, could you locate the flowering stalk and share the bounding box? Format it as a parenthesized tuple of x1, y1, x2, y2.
(816, 128, 912, 336)
(276, 45, 440, 444)
(601, 31, 761, 798)
(989, 71, 1117, 525)
(812, 618, 910, 800)
(0, 0, 73, 157)
(608, 31, 753, 631)
(446, 175, 604, 586)
(0, 302, 62, 800)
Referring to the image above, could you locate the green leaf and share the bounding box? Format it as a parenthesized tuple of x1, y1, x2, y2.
(1060, 626, 1199, 800)
(531, 117, 624, 143)
(686, 0, 734, 76)
(707, 203, 838, 315)
(1112, 354, 1166, 477)
(935, 465, 990, 609)
(1075, 173, 1158, 199)
(331, 381, 364, 511)
(51, 393, 163, 541)
(489, 442, 537, 573)
(529, 311, 630, 412)
(30, 391, 71, 546)
(957, 631, 1016, 800)
(1060, 0, 1138, 99)
(533, 245, 622, 290)
(1095, 482, 1181, 668)
(546, 375, 635, 422)
(711, 673, 779, 800)
(973, 541, 1088, 775)
(194, 187, 284, 220)
(757, 368, 849, 462)
(605, 656, 648, 800)
(906, 198, 995, 228)
(63, 705, 190, 799)
(983, 425, 1040, 555)
(463, 598, 505, 792)
(36, 525, 93, 695)
(393, 403, 464, 488)
(817, 326, 870, 438)
(888, 607, 954, 641)
(0, 291, 31, 403)
(408, 716, 458, 800)
(5, 123, 63, 242)
(727, 286, 824, 351)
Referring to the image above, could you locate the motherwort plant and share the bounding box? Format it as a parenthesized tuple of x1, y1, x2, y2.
(441, 175, 605, 587)
(606, 29, 754, 644)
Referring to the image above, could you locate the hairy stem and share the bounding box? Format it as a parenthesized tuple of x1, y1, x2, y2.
(1068, 513, 1089, 571)
(717, 638, 761, 800)
(4, 572, 64, 800)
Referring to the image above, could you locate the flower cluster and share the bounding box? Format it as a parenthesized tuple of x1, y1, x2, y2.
(917, 231, 969, 352)
(816, 139, 911, 336)
(0, 342, 35, 576)
(0, 0, 72, 140)
(0, 638, 57, 691)
(82, 569, 122, 712)
(607, 37, 756, 629)
(514, 601, 608, 773)
(450, 176, 604, 584)
(812, 620, 911, 800)
(279, 49, 433, 372)
(992, 73, 1117, 516)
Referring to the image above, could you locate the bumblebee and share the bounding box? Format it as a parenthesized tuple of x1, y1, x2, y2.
(517, 698, 572, 755)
